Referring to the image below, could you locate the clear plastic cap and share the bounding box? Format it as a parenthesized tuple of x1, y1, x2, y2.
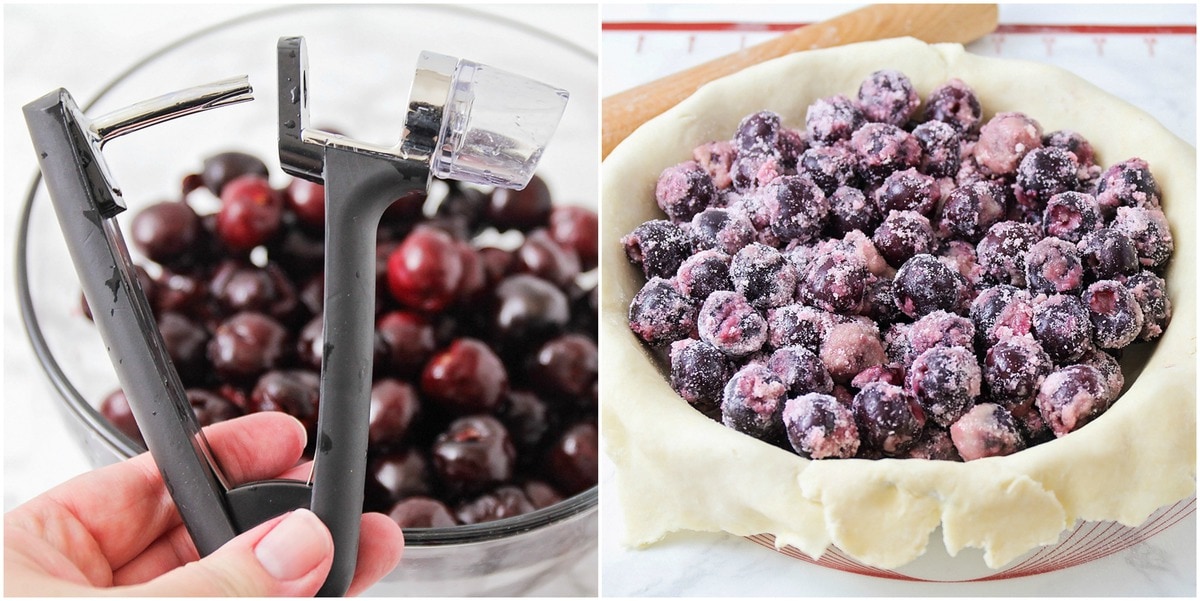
(425, 55, 569, 190)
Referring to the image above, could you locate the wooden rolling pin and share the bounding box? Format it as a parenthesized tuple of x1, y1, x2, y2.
(603, 4, 999, 158)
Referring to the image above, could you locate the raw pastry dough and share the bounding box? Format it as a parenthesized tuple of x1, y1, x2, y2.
(600, 38, 1195, 570)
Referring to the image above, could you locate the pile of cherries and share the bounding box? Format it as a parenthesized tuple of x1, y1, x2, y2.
(93, 150, 598, 527)
(624, 70, 1173, 462)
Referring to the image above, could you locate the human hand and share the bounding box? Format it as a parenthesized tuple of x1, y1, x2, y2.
(4, 412, 404, 596)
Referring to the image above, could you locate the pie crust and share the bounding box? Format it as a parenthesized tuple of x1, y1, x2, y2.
(600, 38, 1196, 569)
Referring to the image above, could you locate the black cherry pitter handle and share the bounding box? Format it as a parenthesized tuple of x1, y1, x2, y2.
(24, 81, 318, 580)
(278, 36, 436, 596)
(23, 87, 244, 557)
(306, 150, 420, 597)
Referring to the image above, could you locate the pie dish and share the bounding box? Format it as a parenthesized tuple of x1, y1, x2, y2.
(599, 37, 1195, 570)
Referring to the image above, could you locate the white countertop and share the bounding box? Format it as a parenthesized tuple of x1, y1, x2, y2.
(600, 4, 1195, 597)
(3, 3, 597, 596)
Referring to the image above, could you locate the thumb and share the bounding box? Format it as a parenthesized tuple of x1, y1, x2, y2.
(132, 509, 334, 597)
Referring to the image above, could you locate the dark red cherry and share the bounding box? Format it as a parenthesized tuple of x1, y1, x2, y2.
(515, 229, 581, 288)
(152, 269, 207, 317)
(435, 186, 489, 234)
(368, 379, 421, 448)
(491, 274, 570, 346)
(216, 175, 284, 251)
(298, 273, 324, 317)
(157, 312, 210, 385)
(186, 388, 242, 427)
(208, 261, 298, 322)
(478, 247, 515, 286)
(200, 151, 269, 196)
(215, 383, 252, 413)
(100, 388, 145, 447)
(369, 448, 432, 505)
(388, 496, 457, 528)
(386, 227, 464, 313)
(455, 242, 487, 303)
(381, 190, 428, 225)
(285, 177, 326, 230)
(431, 415, 515, 495)
(130, 201, 202, 266)
(420, 338, 508, 415)
(487, 175, 552, 231)
(296, 314, 324, 370)
(497, 390, 551, 451)
(375, 310, 437, 377)
(523, 480, 564, 509)
(545, 422, 598, 496)
(268, 225, 325, 280)
(249, 369, 321, 439)
(207, 312, 289, 382)
(455, 486, 535, 524)
(548, 205, 599, 271)
(527, 334, 598, 402)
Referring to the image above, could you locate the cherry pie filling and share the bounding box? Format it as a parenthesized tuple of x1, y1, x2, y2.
(624, 70, 1173, 462)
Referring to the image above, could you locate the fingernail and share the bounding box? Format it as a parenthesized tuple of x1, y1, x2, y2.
(254, 509, 331, 581)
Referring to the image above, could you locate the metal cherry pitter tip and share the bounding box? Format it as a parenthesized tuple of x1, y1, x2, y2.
(24, 36, 568, 597)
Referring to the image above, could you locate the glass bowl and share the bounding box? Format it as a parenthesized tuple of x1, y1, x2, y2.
(14, 4, 597, 596)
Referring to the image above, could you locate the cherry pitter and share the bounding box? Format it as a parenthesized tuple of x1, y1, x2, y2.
(23, 37, 568, 596)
